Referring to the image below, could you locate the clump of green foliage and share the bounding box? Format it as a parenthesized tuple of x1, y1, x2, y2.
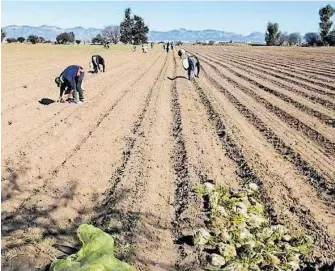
(194, 183, 313, 271)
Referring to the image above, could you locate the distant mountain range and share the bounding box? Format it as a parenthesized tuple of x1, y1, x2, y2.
(149, 28, 265, 42)
(2, 25, 265, 42)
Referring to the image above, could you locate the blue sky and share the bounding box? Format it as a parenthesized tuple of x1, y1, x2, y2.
(2, 1, 334, 34)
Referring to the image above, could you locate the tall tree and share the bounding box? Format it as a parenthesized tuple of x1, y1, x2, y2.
(38, 36, 45, 43)
(288, 33, 301, 45)
(265, 22, 281, 46)
(132, 15, 149, 45)
(17, 37, 26, 43)
(1, 28, 6, 42)
(278, 32, 289, 46)
(56, 32, 75, 44)
(102, 25, 121, 44)
(304, 32, 321, 46)
(120, 8, 134, 44)
(329, 29, 335, 46)
(27, 35, 39, 44)
(92, 34, 105, 44)
(319, 4, 335, 45)
(6, 38, 17, 43)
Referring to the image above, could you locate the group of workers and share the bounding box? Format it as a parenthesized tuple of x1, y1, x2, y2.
(54, 46, 200, 104)
(163, 42, 174, 53)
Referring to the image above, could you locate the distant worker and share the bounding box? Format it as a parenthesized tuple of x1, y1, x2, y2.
(55, 65, 85, 104)
(166, 42, 170, 53)
(151, 42, 154, 49)
(163, 44, 166, 50)
(171, 42, 174, 50)
(90, 55, 105, 73)
(142, 44, 148, 53)
(178, 49, 200, 81)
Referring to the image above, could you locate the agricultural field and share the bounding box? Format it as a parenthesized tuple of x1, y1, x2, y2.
(1, 44, 335, 270)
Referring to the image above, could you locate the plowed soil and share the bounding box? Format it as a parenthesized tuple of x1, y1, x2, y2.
(2, 44, 335, 270)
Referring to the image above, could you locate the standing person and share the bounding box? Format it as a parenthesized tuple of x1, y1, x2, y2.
(166, 42, 170, 53)
(55, 65, 85, 104)
(163, 44, 166, 50)
(90, 55, 105, 73)
(151, 42, 154, 49)
(178, 49, 200, 81)
(142, 44, 148, 53)
(171, 42, 174, 50)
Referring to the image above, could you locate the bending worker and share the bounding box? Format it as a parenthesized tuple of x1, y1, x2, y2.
(91, 55, 105, 73)
(178, 49, 200, 81)
(55, 65, 85, 104)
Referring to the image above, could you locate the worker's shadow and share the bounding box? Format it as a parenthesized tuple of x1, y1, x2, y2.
(167, 76, 187, 81)
(38, 98, 55, 105)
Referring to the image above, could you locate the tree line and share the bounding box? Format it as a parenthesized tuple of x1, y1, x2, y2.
(1, 31, 50, 44)
(265, 4, 335, 46)
(0, 30, 80, 45)
(1, 7, 149, 45)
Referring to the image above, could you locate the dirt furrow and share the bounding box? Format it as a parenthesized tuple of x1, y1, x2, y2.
(212, 52, 335, 97)
(198, 64, 335, 197)
(2, 53, 162, 150)
(193, 75, 335, 262)
(200, 52, 335, 128)
(204, 50, 335, 97)
(2, 52, 169, 270)
(1, 52, 165, 216)
(1, 58, 132, 114)
(199, 51, 335, 111)
(195, 54, 335, 157)
(215, 51, 335, 83)
(169, 53, 204, 270)
(92, 54, 177, 271)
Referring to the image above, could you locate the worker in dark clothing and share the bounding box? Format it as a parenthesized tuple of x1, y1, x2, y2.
(178, 49, 200, 81)
(91, 55, 105, 73)
(55, 65, 85, 104)
(166, 42, 170, 53)
(171, 42, 174, 50)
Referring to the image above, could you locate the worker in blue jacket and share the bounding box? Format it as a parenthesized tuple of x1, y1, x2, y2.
(55, 65, 85, 104)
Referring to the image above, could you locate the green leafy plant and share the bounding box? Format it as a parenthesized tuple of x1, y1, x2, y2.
(193, 183, 313, 270)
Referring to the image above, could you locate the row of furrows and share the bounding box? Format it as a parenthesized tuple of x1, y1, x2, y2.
(214, 53, 335, 96)
(209, 51, 335, 97)
(198, 66, 334, 198)
(194, 53, 335, 156)
(201, 52, 335, 127)
(98, 53, 169, 210)
(170, 53, 198, 269)
(2, 58, 133, 114)
(6, 53, 166, 218)
(191, 79, 335, 261)
(3, 52, 164, 151)
(202, 52, 335, 111)
(215, 51, 335, 83)
(230, 51, 335, 75)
